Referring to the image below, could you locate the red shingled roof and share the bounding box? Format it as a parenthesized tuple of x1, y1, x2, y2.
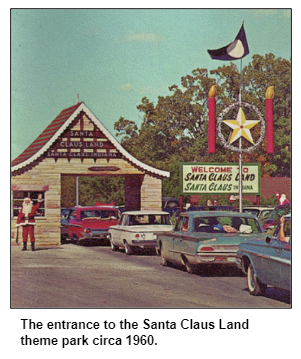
(11, 102, 170, 178)
(11, 103, 82, 168)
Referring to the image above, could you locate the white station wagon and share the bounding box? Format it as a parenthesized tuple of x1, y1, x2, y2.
(109, 210, 173, 254)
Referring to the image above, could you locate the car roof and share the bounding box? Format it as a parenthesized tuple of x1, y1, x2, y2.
(243, 206, 273, 210)
(123, 210, 170, 215)
(182, 210, 258, 218)
(162, 197, 179, 201)
(73, 206, 120, 211)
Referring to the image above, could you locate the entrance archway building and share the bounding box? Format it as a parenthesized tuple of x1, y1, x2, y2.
(11, 102, 169, 245)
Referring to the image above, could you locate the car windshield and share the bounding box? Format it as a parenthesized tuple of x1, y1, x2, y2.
(80, 210, 119, 220)
(243, 209, 260, 216)
(128, 214, 171, 226)
(193, 216, 262, 234)
(268, 206, 290, 221)
(259, 210, 272, 219)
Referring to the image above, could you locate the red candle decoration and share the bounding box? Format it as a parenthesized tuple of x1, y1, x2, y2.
(265, 86, 274, 154)
(208, 85, 217, 153)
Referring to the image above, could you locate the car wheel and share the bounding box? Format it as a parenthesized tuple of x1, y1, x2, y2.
(110, 241, 119, 251)
(72, 233, 79, 244)
(160, 245, 170, 266)
(124, 241, 133, 255)
(247, 263, 267, 296)
(183, 256, 198, 274)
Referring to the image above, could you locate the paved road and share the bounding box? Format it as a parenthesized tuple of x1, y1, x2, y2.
(11, 243, 291, 308)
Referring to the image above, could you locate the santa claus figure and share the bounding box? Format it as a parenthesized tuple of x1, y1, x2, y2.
(16, 194, 43, 251)
(275, 193, 290, 206)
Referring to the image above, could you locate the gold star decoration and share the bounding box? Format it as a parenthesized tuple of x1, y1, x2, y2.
(223, 107, 260, 145)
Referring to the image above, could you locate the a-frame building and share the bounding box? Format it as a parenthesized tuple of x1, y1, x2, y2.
(11, 102, 169, 246)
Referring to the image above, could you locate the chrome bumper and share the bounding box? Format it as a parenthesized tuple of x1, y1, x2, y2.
(82, 231, 110, 240)
(131, 240, 157, 248)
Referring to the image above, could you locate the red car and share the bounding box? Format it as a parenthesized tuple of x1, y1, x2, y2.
(68, 205, 121, 245)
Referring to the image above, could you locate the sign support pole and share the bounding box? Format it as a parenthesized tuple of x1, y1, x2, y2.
(238, 59, 243, 213)
(238, 120, 243, 212)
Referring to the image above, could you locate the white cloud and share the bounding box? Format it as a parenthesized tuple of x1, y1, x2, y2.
(117, 83, 135, 91)
(251, 9, 291, 19)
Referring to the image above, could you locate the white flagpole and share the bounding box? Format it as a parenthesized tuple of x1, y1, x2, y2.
(238, 58, 243, 212)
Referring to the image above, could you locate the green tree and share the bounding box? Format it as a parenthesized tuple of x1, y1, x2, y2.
(114, 54, 290, 200)
(61, 176, 125, 208)
(78, 177, 125, 206)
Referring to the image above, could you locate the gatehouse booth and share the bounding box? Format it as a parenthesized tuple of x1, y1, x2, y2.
(11, 102, 170, 246)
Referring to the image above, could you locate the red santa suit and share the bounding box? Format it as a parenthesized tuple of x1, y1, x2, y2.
(279, 194, 290, 205)
(276, 193, 290, 206)
(16, 197, 42, 245)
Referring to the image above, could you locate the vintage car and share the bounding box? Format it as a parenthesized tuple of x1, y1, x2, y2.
(109, 210, 173, 254)
(262, 204, 290, 233)
(236, 214, 291, 296)
(61, 207, 73, 240)
(242, 206, 274, 221)
(157, 211, 266, 274)
(161, 197, 181, 217)
(187, 205, 238, 212)
(68, 205, 121, 245)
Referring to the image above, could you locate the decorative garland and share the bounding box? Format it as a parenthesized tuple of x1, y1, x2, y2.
(216, 101, 266, 153)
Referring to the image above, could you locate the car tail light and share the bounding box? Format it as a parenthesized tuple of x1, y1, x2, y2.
(198, 246, 215, 262)
(135, 233, 140, 238)
(200, 246, 214, 252)
(84, 228, 92, 234)
(215, 256, 224, 261)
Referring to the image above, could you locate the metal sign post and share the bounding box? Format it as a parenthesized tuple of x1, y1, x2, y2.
(238, 60, 243, 212)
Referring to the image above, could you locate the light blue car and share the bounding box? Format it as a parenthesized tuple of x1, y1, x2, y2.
(236, 214, 291, 295)
(157, 211, 266, 274)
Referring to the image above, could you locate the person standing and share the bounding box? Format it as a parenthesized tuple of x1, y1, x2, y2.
(206, 199, 213, 206)
(276, 192, 290, 205)
(279, 193, 290, 205)
(16, 194, 43, 251)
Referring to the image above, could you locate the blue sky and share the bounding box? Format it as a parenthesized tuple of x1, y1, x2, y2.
(11, 8, 291, 160)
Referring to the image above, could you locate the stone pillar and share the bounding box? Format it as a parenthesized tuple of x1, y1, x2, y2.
(140, 174, 162, 211)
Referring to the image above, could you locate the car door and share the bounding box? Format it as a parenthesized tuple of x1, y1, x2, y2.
(277, 241, 291, 290)
(61, 208, 72, 238)
(160, 215, 184, 263)
(112, 214, 126, 246)
(159, 232, 174, 262)
(172, 215, 190, 264)
(68, 209, 80, 239)
(258, 237, 291, 288)
(274, 220, 291, 290)
(257, 239, 283, 286)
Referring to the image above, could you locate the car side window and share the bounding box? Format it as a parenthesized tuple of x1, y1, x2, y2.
(175, 216, 184, 232)
(118, 214, 125, 226)
(175, 216, 189, 233)
(70, 210, 77, 220)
